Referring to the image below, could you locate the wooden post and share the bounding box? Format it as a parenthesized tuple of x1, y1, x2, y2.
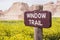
(33, 5, 43, 40)
(34, 28, 43, 40)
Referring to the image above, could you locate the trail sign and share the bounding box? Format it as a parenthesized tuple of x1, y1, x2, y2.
(24, 10, 51, 28)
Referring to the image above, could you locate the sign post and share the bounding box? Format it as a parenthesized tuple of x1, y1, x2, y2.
(34, 27, 43, 40)
(24, 5, 51, 40)
(34, 5, 43, 40)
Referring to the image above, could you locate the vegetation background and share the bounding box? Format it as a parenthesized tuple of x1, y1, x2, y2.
(0, 18, 60, 40)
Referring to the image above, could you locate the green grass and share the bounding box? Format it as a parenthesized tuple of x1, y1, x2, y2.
(0, 17, 60, 40)
(43, 17, 60, 40)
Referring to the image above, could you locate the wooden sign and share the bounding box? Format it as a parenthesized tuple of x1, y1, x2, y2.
(24, 10, 51, 28)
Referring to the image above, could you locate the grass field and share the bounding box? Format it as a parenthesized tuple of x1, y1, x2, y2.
(0, 17, 60, 40)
